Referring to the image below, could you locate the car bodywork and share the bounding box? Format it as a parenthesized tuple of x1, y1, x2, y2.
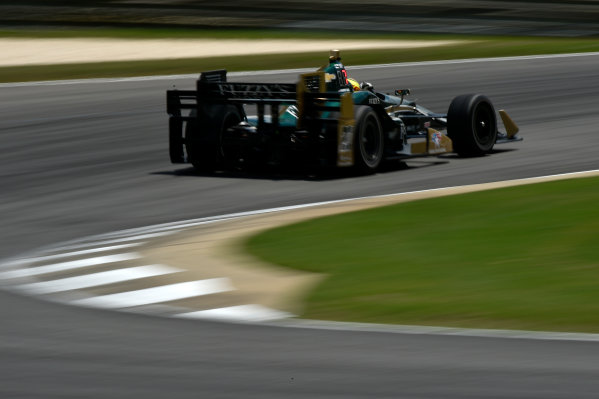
(167, 67, 521, 173)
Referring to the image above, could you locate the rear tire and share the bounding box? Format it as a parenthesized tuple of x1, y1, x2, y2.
(354, 105, 384, 173)
(447, 94, 497, 157)
(185, 105, 242, 172)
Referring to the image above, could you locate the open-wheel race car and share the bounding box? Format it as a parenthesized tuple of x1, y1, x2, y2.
(167, 51, 521, 173)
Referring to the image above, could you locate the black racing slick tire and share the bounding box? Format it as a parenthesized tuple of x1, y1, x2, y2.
(354, 105, 384, 173)
(185, 105, 242, 172)
(447, 94, 497, 157)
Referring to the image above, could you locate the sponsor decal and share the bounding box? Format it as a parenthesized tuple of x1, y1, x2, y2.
(337, 124, 354, 167)
(285, 105, 299, 118)
(215, 83, 294, 97)
(431, 131, 442, 148)
(325, 73, 336, 82)
(427, 129, 452, 154)
(339, 125, 353, 151)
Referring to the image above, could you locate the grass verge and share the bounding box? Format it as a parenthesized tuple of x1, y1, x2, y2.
(245, 177, 599, 333)
(2, 30, 599, 83)
(0, 28, 473, 40)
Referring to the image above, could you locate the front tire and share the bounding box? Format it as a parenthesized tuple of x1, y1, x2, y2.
(447, 94, 497, 157)
(354, 105, 384, 173)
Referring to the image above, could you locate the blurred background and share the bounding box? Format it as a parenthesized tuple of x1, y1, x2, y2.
(2, 0, 599, 37)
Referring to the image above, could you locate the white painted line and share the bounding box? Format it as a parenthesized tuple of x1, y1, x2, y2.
(74, 170, 599, 241)
(37, 170, 599, 268)
(347, 51, 599, 71)
(0, 253, 140, 280)
(273, 319, 599, 343)
(1, 243, 143, 268)
(175, 304, 294, 322)
(3, 51, 599, 88)
(14, 265, 181, 295)
(70, 278, 234, 309)
(50, 231, 177, 252)
(94, 219, 230, 238)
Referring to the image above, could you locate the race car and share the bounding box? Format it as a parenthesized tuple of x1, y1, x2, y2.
(167, 51, 521, 173)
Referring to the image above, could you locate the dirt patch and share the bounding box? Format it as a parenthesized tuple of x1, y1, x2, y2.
(0, 38, 466, 67)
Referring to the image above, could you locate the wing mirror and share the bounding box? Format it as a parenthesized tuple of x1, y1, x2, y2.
(395, 89, 411, 105)
(395, 89, 411, 96)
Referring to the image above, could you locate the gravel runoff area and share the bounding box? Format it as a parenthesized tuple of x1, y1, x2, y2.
(142, 171, 599, 317)
(0, 38, 465, 67)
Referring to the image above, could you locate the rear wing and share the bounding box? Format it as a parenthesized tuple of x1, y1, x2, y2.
(167, 70, 356, 167)
(167, 69, 296, 117)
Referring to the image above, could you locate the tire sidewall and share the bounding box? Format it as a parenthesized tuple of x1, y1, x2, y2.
(354, 105, 384, 172)
(447, 94, 497, 156)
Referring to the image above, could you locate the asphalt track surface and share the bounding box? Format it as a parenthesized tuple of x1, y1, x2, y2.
(1, 54, 599, 398)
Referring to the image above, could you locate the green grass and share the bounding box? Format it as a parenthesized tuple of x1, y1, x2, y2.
(0, 28, 468, 40)
(245, 177, 599, 333)
(2, 30, 599, 82)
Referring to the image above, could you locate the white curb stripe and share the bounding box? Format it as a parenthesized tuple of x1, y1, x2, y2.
(70, 278, 234, 309)
(50, 231, 177, 252)
(15, 265, 181, 295)
(1, 243, 143, 268)
(175, 304, 294, 322)
(0, 253, 140, 280)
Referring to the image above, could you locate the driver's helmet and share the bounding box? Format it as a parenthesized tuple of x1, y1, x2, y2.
(348, 78, 360, 91)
